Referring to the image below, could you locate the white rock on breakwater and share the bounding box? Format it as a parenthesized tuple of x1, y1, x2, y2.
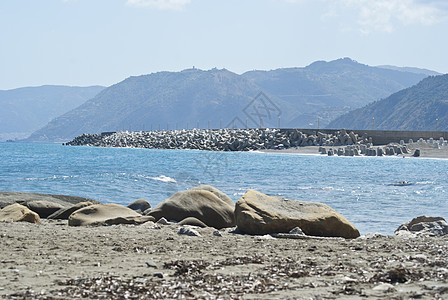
(66, 128, 371, 151)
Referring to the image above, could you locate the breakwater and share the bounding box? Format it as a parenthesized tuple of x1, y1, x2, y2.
(66, 128, 372, 151)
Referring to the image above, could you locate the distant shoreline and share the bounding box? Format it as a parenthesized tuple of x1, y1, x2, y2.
(260, 144, 448, 159)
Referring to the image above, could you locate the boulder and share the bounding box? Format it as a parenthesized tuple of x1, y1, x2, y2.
(190, 185, 234, 207)
(48, 201, 94, 220)
(148, 189, 235, 229)
(413, 149, 421, 157)
(25, 200, 65, 218)
(0, 203, 41, 224)
(127, 199, 151, 214)
(68, 204, 141, 226)
(235, 190, 360, 238)
(179, 217, 208, 228)
(395, 216, 448, 237)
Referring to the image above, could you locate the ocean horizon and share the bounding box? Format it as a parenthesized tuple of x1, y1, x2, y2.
(1, 142, 447, 235)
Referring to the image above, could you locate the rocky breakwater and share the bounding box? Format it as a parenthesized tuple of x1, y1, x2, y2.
(66, 128, 372, 151)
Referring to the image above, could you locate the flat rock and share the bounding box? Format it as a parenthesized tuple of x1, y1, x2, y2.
(25, 200, 64, 218)
(68, 204, 141, 226)
(235, 190, 360, 238)
(48, 202, 95, 220)
(0, 191, 98, 210)
(0, 203, 41, 224)
(148, 188, 235, 229)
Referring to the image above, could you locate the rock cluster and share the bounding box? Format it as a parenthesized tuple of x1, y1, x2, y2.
(1, 186, 362, 239)
(319, 143, 411, 157)
(395, 216, 448, 237)
(66, 129, 372, 151)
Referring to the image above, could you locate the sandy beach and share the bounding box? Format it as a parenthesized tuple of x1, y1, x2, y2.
(1, 220, 447, 299)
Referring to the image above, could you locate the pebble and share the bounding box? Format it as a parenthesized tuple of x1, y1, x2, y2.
(178, 227, 201, 237)
(372, 283, 396, 292)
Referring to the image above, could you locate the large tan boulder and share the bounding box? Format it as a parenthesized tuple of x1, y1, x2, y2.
(0, 203, 41, 224)
(148, 188, 235, 229)
(235, 190, 360, 238)
(68, 204, 142, 226)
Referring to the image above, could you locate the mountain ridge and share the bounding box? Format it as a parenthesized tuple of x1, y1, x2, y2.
(0, 85, 105, 141)
(22, 58, 435, 142)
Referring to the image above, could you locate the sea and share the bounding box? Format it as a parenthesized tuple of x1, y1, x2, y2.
(1, 142, 447, 235)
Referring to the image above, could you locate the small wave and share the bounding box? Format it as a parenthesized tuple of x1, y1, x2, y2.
(149, 175, 177, 183)
(296, 187, 312, 190)
(24, 175, 78, 181)
(415, 181, 435, 185)
(233, 192, 245, 196)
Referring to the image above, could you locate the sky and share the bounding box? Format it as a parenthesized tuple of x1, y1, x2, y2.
(1, 0, 448, 90)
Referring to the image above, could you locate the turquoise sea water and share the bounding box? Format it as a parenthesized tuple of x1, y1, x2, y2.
(1, 142, 447, 234)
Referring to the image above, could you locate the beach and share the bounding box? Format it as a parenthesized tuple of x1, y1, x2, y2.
(0, 220, 447, 299)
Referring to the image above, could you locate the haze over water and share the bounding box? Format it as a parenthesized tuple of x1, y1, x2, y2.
(1, 142, 447, 235)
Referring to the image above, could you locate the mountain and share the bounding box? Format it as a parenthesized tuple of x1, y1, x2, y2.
(376, 65, 441, 77)
(0, 85, 105, 141)
(327, 74, 448, 131)
(242, 58, 428, 127)
(25, 69, 296, 142)
(25, 58, 433, 142)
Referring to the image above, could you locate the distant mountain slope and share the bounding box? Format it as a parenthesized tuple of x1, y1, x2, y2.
(376, 65, 441, 77)
(327, 74, 448, 131)
(242, 58, 428, 127)
(25, 69, 296, 142)
(0, 85, 105, 141)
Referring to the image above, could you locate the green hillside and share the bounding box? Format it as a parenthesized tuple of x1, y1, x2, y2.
(327, 74, 448, 131)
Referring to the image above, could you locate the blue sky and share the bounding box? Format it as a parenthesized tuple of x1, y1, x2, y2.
(1, 0, 447, 90)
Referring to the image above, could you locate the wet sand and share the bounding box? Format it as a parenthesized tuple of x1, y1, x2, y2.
(1, 220, 447, 299)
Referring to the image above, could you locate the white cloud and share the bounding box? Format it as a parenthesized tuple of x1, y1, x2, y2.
(283, 0, 448, 33)
(126, 0, 191, 10)
(342, 0, 447, 33)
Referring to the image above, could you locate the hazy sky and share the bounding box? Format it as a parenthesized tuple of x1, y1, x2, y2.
(1, 0, 447, 90)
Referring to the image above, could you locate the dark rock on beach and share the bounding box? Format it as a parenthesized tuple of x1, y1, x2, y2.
(395, 216, 448, 237)
(48, 201, 95, 220)
(178, 217, 208, 228)
(25, 200, 64, 218)
(235, 190, 360, 238)
(127, 199, 151, 214)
